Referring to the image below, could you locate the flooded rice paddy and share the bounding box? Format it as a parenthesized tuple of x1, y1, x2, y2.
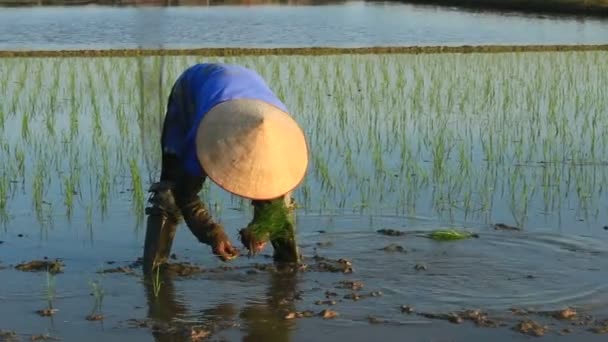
(1, 51, 608, 341)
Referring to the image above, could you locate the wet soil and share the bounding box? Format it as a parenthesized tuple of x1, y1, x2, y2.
(35, 308, 58, 317)
(494, 223, 522, 231)
(14, 259, 64, 274)
(2, 219, 608, 341)
(125, 318, 212, 341)
(379, 243, 407, 253)
(513, 320, 548, 336)
(377, 229, 406, 237)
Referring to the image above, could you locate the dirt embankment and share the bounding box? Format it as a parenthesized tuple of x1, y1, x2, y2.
(1, 44, 607, 58)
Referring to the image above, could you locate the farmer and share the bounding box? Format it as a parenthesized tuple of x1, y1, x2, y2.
(142, 63, 309, 274)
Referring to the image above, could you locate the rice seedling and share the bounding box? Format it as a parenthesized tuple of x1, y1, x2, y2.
(0, 50, 605, 233)
(129, 157, 144, 218)
(87, 279, 105, 320)
(152, 265, 162, 298)
(40, 270, 58, 317)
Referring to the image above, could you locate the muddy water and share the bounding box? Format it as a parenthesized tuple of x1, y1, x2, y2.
(1, 52, 608, 340)
(1, 213, 608, 341)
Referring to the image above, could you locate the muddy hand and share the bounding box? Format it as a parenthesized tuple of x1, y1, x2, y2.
(210, 233, 239, 261)
(239, 228, 269, 257)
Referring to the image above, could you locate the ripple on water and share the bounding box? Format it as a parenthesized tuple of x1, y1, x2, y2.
(301, 221, 608, 317)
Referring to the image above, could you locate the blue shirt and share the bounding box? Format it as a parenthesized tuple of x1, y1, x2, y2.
(162, 63, 289, 176)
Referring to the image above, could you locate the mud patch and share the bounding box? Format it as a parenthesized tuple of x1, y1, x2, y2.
(15, 259, 64, 274)
(550, 307, 577, 320)
(4, 45, 607, 59)
(419, 310, 504, 327)
(0, 330, 17, 342)
(29, 334, 61, 341)
(494, 223, 521, 231)
(162, 262, 204, 277)
(125, 319, 213, 341)
(98, 266, 136, 274)
(98, 259, 204, 277)
(367, 316, 388, 324)
(319, 309, 338, 319)
(401, 305, 415, 314)
(85, 314, 104, 321)
(589, 319, 608, 334)
(36, 308, 58, 317)
(284, 310, 315, 320)
(513, 320, 548, 336)
(377, 229, 406, 237)
(379, 244, 407, 253)
(307, 256, 353, 273)
(336, 280, 364, 291)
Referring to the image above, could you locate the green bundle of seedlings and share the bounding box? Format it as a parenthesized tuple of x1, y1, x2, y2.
(245, 198, 299, 263)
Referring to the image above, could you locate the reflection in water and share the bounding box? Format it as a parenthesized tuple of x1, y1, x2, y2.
(240, 266, 298, 342)
(143, 266, 298, 341)
(143, 272, 191, 342)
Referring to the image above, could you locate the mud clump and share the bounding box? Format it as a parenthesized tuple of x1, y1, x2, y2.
(163, 262, 204, 277)
(30, 334, 60, 341)
(513, 320, 547, 336)
(414, 264, 427, 271)
(309, 256, 353, 273)
(494, 223, 521, 231)
(319, 309, 338, 319)
(86, 314, 104, 321)
(36, 308, 58, 317)
(0, 330, 17, 341)
(125, 319, 211, 341)
(98, 261, 204, 276)
(379, 244, 407, 253)
(343, 293, 361, 301)
(367, 316, 388, 324)
(551, 307, 577, 320)
(98, 266, 135, 274)
(419, 310, 503, 327)
(419, 312, 463, 324)
(325, 291, 338, 298)
(336, 280, 364, 291)
(284, 310, 315, 320)
(15, 259, 64, 274)
(401, 305, 415, 314)
(509, 308, 533, 316)
(377, 229, 405, 236)
(314, 300, 337, 306)
(590, 320, 608, 334)
(459, 309, 503, 327)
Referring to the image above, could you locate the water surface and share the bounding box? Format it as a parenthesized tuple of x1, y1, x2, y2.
(1, 52, 608, 340)
(1, 2, 608, 50)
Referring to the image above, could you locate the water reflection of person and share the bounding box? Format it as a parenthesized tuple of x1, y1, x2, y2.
(240, 266, 299, 342)
(142, 272, 189, 342)
(142, 265, 298, 342)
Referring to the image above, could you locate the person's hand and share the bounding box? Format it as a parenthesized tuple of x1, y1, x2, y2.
(239, 228, 269, 256)
(208, 226, 239, 261)
(212, 239, 239, 261)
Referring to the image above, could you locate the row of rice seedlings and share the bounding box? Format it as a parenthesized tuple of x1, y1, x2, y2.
(1, 51, 606, 230)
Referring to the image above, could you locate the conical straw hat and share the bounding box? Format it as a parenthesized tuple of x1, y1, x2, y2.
(196, 99, 309, 200)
